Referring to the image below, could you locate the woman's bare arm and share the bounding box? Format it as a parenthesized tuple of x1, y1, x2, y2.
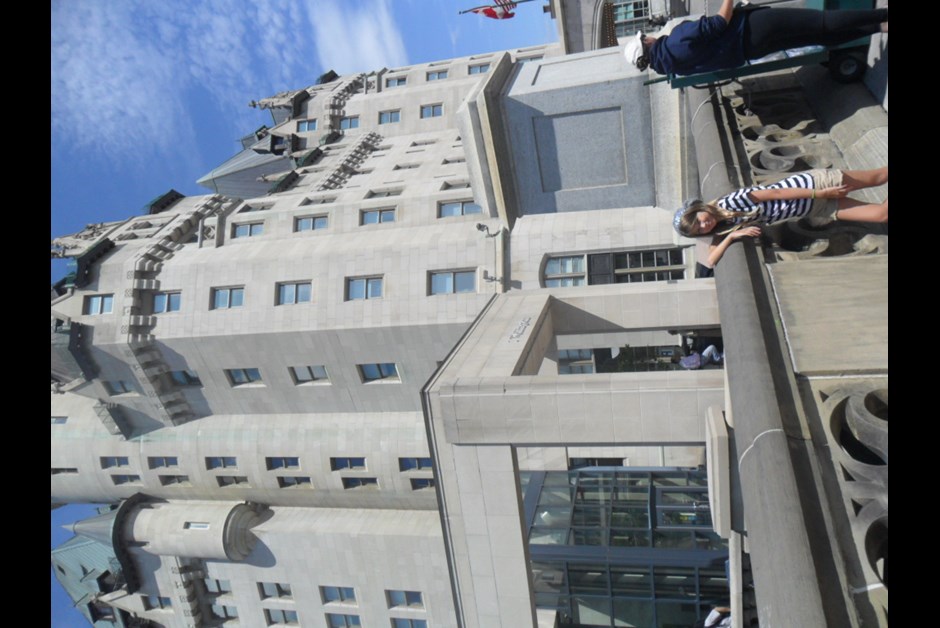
(748, 186, 849, 202)
(707, 226, 761, 267)
(717, 0, 735, 23)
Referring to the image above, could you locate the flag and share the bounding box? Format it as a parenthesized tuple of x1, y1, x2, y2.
(468, 3, 516, 19)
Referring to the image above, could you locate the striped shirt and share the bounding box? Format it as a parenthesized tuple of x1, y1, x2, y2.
(717, 172, 815, 225)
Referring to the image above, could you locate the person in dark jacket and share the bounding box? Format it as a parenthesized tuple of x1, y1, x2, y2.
(623, 0, 887, 76)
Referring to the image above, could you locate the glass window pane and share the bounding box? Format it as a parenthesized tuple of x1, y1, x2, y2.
(348, 279, 365, 300)
(381, 209, 395, 222)
(361, 364, 380, 380)
(311, 365, 328, 379)
(154, 293, 167, 312)
(168, 293, 181, 311)
(279, 284, 295, 304)
(230, 288, 243, 307)
(296, 283, 311, 302)
(244, 369, 261, 382)
(455, 271, 475, 293)
(463, 202, 482, 214)
(439, 202, 460, 217)
(362, 211, 378, 225)
(367, 278, 382, 298)
(431, 273, 453, 294)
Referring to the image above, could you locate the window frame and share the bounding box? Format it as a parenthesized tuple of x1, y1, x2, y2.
(297, 119, 318, 132)
(410, 478, 435, 490)
(429, 269, 477, 295)
(211, 286, 245, 310)
(288, 365, 329, 385)
(426, 69, 448, 81)
(84, 294, 114, 315)
(345, 276, 384, 301)
(100, 456, 130, 469)
(379, 109, 401, 124)
(259, 582, 294, 600)
(104, 380, 134, 395)
(276, 281, 312, 305)
(277, 475, 312, 488)
(321, 586, 357, 605)
(326, 613, 362, 628)
(420, 103, 443, 119)
(385, 76, 407, 87)
(437, 200, 482, 218)
(294, 214, 329, 232)
(266, 456, 301, 470)
(153, 291, 181, 313)
(360, 208, 396, 225)
(543, 247, 686, 287)
(231, 222, 264, 238)
(205, 456, 238, 470)
(339, 116, 360, 130)
(170, 370, 202, 386)
(148, 456, 179, 469)
(330, 457, 367, 471)
(342, 477, 379, 489)
(224, 368, 263, 387)
(386, 590, 424, 609)
(357, 362, 400, 383)
(468, 63, 490, 74)
(398, 457, 433, 471)
(216, 475, 250, 487)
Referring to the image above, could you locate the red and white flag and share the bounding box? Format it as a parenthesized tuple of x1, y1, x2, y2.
(469, 1, 517, 19)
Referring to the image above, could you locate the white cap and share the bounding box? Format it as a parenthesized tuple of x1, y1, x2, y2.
(623, 31, 644, 68)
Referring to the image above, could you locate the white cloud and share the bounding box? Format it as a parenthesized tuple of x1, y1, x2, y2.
(304, 0, 409, 75)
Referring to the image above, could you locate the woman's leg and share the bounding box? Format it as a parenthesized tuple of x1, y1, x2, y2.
(841, 166, 888, 191)
(835, 197, 888, 223)
(745, 8, 888, 59)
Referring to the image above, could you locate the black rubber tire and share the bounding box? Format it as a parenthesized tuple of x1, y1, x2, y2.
(829, 50, 867, 83)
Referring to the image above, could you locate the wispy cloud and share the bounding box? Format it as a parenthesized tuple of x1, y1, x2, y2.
(304, 0, 409, 75)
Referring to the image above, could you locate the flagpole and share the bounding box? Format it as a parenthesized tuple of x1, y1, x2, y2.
(458, 0, 537, 15)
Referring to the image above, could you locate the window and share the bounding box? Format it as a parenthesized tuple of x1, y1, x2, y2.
(398, 457, 433, 471)
(294, 215, 328, 232)
(104, 380, 134, 395)
(259, 582, 293, 600)
(225, 368, 262, 386)
(51, 468, 78, 475)
(327, 614, 361, 628)
(360, 208, 395, 224)
(379, 110, 401, 124)
(297, 119, 317, 132)
(100, 456, 129, 469)
(277, 281, 312, 305)
(438, 200, 482, 217)
(159, 474, 190, 486)
(410, 478, 435, 490)
(387, 590, 424, 609)
(366, 188, 402, 198)
(346, 277, 383, 300)
(206, 456, 237, 469)
(339, 116, 359, 130)
(51, 416, 68, 425)
(321, 586, 357, 604)
(84, 294, 114, 315)
(170, 370, 201, 386)
(430, 270, 476, 295)
(217, 475, 250, 487)
(153, 291, 181, 313)
(302, 195, 336, 205)
(277, 475, 312, 488)
(612, 0, 652, 38)
(357, 363, 400, 383)
(266, 456, 300, 470)
(392, 620, 427, 628)
(211, 605, 238, 620)
(184, 522, 210, 530)
(141, 457, 178, 475)
(111, 474, 141, 485)
(205, 578, 231, 594)
(211, 287, 244, 309)
(441, 180, 470, 190)
(442, 156, 466, 164)
(386, 76, 407, 87)
(342, 477, 378, 489)
(394, 163, 419, 170)
(265, 609, 299, 625)
(411, 139, 436, 147)
(143, 595, 172, 610)
(232, 222, 263, 238)
(518, 55, 543, 63)
(469, 63, 490, 74)
(427, 70, 448, 80)
(544, 248, 685, 287)
(330, 457, 366, 471)
(557, 348, 595, 374)
(420, 104, 443, 118)
(240, 203, 272, 213)
(289, 365, 329, 384)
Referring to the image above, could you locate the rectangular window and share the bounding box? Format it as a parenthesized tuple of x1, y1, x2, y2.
(302, 195, 336, 205)
(277, 475, 312, 488)
(84, 294, 114, 315)
(420, 104, 443, 118)
(277, 281, 312, 305)
(211, 287, 244, 309)
(211, 605, 238, 619)
(216, 475, 250, 487)
(204, 578, 231, 594)
(438, 200, 482, 217)
(427, 70, 448, 80)
(143, 595, 172, 610)
(259, 582, 293, 600)
(297, 119, 317, 132)
(225, 368, 262, 386)
(321, 586, 356, 604)
(392, 620, 428, 628)
(394, 163, 419, 170)
(385, 76, 407, 87)
(185, 522, 210, 530)
(51, 468, 78, 475)
(330, 457, 366, 471)
(544, 248, 685, 287)
(346, 277, 383, 300)
(100, 456, 129, 469)
(294, 215, 328, 232)
(206, 456, 238, 470)
(357, 363, 400, 383)
(441, 180, 470, 190)
(360, 208, 395, 225)
(398, 457, 433, 471)
(153, 291, 181, 313)
(240, 203, 273, 213)
(366, 188, 402, 198)
(410, 478, 435, 490)
(342, 477, 378, 489)
(379, 110, 401, 124)
(265, 609, 299, 625)
(266, 456, 300, 470)
(170, 370, 201, 386)
(339, 116, 360, 130)
(387, 590, 424, 609)
(442, 156, 466, 164)
(327, 614, 361, 628)
(232, 222, 263, 238)
(468, 63, 490, 74)
(159, 474, 190, 486)
(111, 474, 142, 485)
(104, 380, 134, 395)
(430, 270, 476, 294)
(51, 416, 68, 425)
(518, 55, 543, 63)
(148, 456, 179, 469)
(289, 365, 329, 384)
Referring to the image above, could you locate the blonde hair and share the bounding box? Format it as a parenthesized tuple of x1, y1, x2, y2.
(677, 200, 757, 237)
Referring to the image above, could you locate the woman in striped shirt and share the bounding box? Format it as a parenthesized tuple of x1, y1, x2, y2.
(674, 166, 887, 267)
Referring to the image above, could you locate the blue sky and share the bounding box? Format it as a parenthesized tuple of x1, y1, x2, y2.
(50, 0, 557, 625)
